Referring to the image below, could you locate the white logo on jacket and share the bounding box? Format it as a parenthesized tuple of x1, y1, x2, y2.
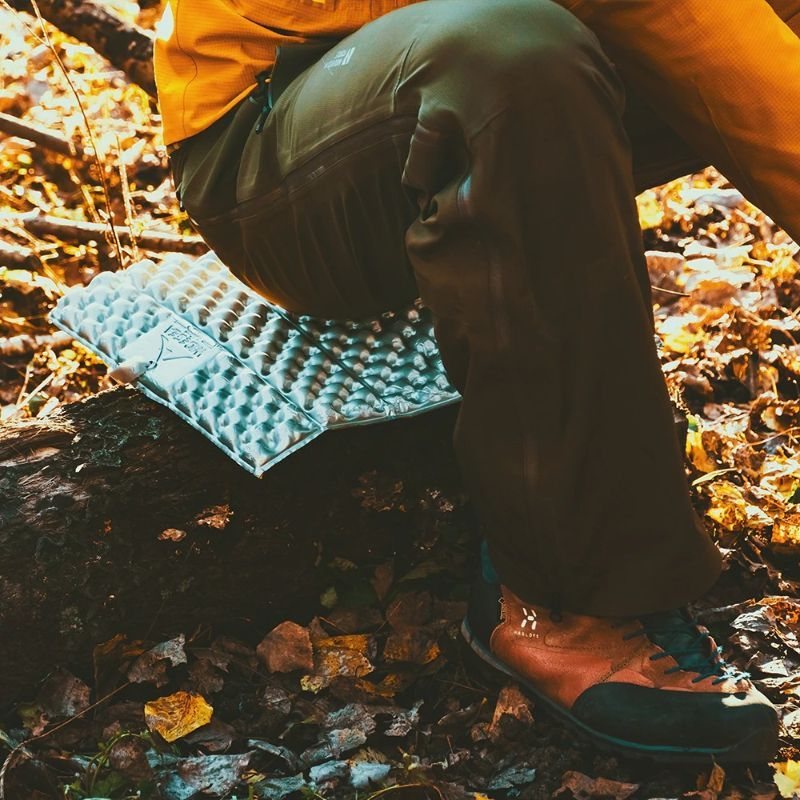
(323, 47, 356, 71)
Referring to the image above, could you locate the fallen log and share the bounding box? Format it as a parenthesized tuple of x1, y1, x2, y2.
(4, 0, 156, 97)
(2, 211, 208, 255)
(0, 387, 466, 709)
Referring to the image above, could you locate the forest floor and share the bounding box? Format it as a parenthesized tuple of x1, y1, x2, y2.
(0, 3, 799, 799)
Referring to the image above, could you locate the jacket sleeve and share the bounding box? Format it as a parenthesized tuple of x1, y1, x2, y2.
(553, 0, 800, 243)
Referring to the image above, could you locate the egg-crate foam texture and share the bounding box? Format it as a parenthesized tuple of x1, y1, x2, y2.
(48, 252, 460, 476)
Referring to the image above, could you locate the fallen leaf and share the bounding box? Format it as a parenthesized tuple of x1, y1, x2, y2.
(704, 480, 748, 531)
(349, 760, 391, 789)
(128, 635, 187, 686)
(253, 773, 305, 800)
(555, 770, 639, 800)
(257, 621, 313, 673)
(489, 683, 533, 740)
(371, 561, 394, 602)
(384, 629, 441, 665)
(380, 700, 423, 736)
(183, 717, 235, 752)
(187, 656, 226, 695)
(687, 428, 718, 473)
(36, 670, 90, 719)
(303, 634, 377, 691)
(144, 690, 213, 742)
(194, 504, 232, 530)
(108, 736, 153, 783)
(771, 513, 800, 555)
(488, 763, 537, 791)
(702, 762, 726, 797)
(149, 751, 252, 799)
(773, 761, 800, 799)
(386, 591, 432, 629)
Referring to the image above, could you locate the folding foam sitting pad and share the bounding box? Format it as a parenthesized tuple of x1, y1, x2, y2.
(49, 253, 460, 476)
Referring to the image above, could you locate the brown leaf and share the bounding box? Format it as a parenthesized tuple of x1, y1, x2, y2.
(188, 657, 226, 695)
(184, 717, 236, 752)
(315, 634, 377, 659)
(194, 503, 233, 530)
(384, 629, 441, 665)
(771, 513, 800, 555)
(371, 560, 394, 602)
(303, 641, 375, 691)
(257, 621, 313, 674)
(555, 770, 639, 800)
(489, 683, 533, 740)
(144, 690, 213, 742)
(386, 591, 432, 630)
(36, 670, 90, 719)
(108, 736, 153, 782)
(172, 753, 252, 796)
(128, 634, 187, 686)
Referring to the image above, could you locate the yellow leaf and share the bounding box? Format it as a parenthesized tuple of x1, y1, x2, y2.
(314, 634, 372, 653)
(771, 514, 800, 555)
(772, 760, 800, 799)
(144, 691, 213, 742)
(704, 481, 747, 531)
(686, 429, 717, 473)
(658, 314, 704, 355)
(637, 190, 664, 230)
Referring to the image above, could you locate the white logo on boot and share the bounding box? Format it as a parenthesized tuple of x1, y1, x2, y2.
(514, 607, 541, 639)
(520, 608, 537, 629)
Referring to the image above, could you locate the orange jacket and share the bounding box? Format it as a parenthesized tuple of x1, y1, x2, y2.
(155, 0, 800, 243)
(154, 1, 423, 145)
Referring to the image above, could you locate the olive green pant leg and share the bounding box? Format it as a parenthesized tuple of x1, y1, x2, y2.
(174, 0, 721, 616)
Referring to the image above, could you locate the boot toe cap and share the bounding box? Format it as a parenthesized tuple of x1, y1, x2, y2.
(571, 681, 779, 761)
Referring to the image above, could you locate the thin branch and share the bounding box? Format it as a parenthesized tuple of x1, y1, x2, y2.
(1, 0, 155, 96)
(0, 111, 79, 157)
(2, 211, 208, 255)
(27, 0, 125, 269)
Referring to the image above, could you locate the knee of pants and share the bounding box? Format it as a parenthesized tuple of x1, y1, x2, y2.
(408, 0, 625, 127)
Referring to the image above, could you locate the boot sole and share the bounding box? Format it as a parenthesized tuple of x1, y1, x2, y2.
(460, 618, 777, 764)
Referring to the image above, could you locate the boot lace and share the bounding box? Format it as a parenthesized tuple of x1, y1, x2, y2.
(615, 611, 749, 686)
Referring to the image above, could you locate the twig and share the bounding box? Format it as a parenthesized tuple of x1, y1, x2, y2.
(2, 211, 208, 254)
(748, 425, 800, 446)
(116, 134, 140, 262)
(0, 110, 79, 157)
(14, 370, 54, 413)
(651, 284, 691, 297)
(0, 0, 155, 96)
(27, 0, 125, 269)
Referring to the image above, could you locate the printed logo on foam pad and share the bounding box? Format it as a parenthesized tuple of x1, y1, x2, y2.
(49, 252, 460, 476)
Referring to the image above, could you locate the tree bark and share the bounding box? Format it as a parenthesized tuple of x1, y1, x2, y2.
(5, 0, 156, 97)
(0, 388, 465, 708)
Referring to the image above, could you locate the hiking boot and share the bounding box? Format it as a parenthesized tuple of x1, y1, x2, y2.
(462, 568, 779, 762)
